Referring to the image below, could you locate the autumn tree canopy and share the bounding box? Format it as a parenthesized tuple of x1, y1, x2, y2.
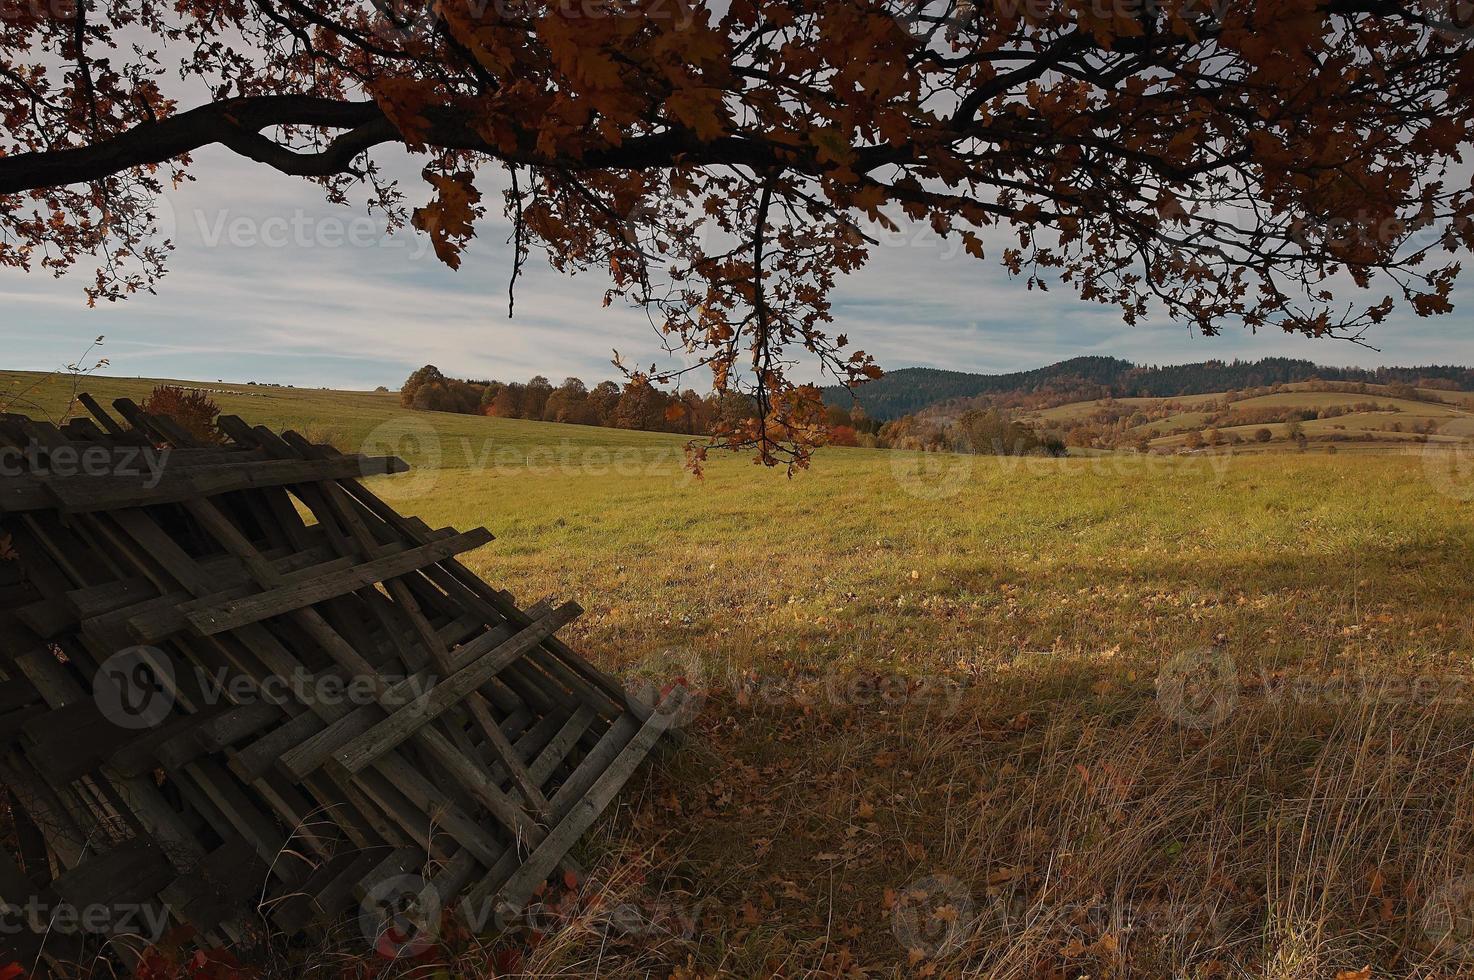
(2, 0, 1472, 464)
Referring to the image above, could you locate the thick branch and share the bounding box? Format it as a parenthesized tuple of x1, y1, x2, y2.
(0, 95, 386, 194)
(0, 94, 788, 195)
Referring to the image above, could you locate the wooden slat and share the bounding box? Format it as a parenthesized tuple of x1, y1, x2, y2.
(184, 528, 493, 635)
(331, 603, 581, 775)
(76, 392, 134, 439)
(528, 706, 597, 788)
(0, 454, 410, 514)
(269, 849, 380, 934)
(480, 690, 683, 917)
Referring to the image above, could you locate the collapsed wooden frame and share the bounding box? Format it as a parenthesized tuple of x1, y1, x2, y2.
(0, 397, 680, 971)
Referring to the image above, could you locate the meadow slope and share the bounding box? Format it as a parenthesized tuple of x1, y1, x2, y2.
(6, 371, 1474, 977)
(1018, 380, 1474, 453)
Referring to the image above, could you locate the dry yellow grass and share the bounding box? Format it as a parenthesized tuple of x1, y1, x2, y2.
(8, 372, 1474, 977)
(368, 432, 1474, 978)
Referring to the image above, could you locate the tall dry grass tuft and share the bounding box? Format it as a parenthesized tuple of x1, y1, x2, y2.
(890, 673, 1474, 978)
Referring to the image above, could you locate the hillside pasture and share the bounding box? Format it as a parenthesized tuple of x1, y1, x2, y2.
(1020, 380, 1474, 453)
(1225, 389, 1468, 417)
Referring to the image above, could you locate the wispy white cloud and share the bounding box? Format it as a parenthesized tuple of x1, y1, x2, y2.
(5, 145, 1473, 389)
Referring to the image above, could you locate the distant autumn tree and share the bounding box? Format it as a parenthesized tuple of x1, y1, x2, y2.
(587, 381, 624, 425)
(3, 1, 1473, 466)
(544, 377, 594, 423)
(488, 382, 526, 418)
(613, 377, 669, 430)
(401, 364, 448, 408)
(524, 375, 554, 420)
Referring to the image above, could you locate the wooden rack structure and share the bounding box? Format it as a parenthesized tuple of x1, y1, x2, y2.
(0, 397, 680, 971)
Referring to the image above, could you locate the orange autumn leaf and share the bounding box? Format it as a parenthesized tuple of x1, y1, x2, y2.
(412, 171, 482, 269)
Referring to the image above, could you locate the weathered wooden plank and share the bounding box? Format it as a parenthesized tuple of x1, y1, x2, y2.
(157, 837, 267, 935)
(122, 540, 430, 643)
(50, 839, 176, 909)
(489, 690, 683, 917)
(184, 528, 493, 636)
(231, 709, 331, 783)
(332, 603, 580, 775)
(278, 701, 386, 781)
(179, 757, 311, 888)
(268, 848, 380, 934)
(21, 701, 144, 783)
(76, 392, 134, 440)
(2, 454, 410, 514)
(154, 703, 284, 770)
(528, 706, 598, 788)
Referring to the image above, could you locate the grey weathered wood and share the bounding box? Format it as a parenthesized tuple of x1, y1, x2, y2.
(528, 706, 598, 788)
(0, 402, 681, 948)
(10, 454, 410, 514)
(332, 603, 581, 775)
(184, 527, 492, 635)
(487, 690, 683, 917)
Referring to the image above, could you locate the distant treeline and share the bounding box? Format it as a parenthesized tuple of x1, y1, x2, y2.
(397, 365, 1076, 454)
(825, 356, 1474, 420)
(399, 365, 762, 435)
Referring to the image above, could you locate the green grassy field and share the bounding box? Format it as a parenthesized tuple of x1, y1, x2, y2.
(7, 370, 1474, 977)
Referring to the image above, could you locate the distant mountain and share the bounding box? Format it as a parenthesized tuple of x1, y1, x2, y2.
(822, 356, 1474, 420)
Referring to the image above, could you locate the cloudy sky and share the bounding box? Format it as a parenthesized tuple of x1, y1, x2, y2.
(5, 144, 1472, 391)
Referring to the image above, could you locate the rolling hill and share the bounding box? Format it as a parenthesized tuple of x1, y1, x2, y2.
(1015, 380, 1474, 454)
(823, 356, 1474, 421)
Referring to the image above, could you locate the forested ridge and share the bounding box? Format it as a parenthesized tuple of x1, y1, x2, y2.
(823, 357, 1474, 420)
